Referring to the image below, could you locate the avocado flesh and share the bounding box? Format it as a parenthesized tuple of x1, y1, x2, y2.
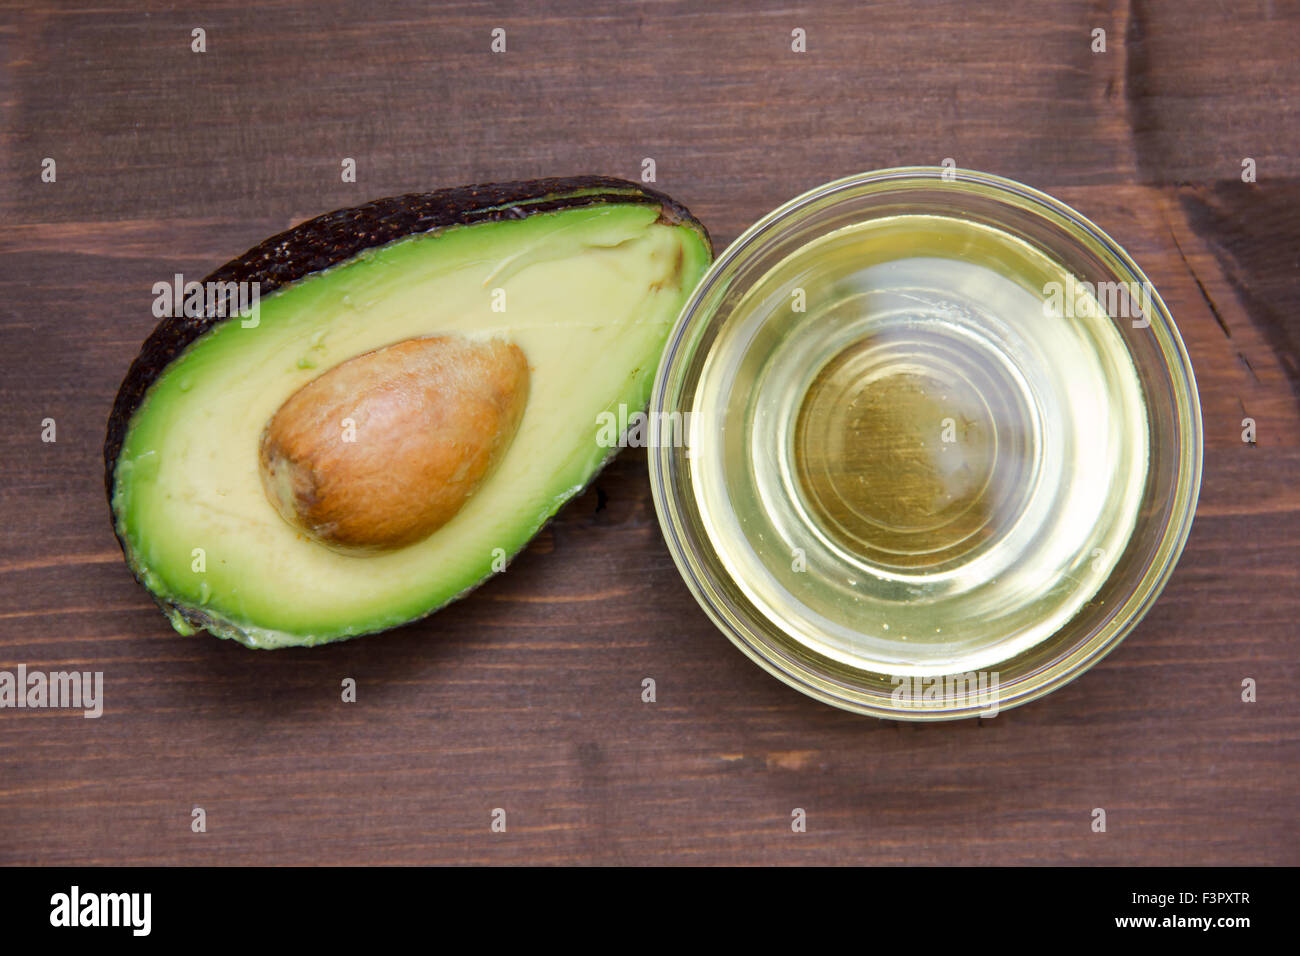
(112, 202, 710, 647)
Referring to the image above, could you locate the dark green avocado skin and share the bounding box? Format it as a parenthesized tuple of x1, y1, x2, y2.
(103, 177, 711, 498)
(102, 177, 712, 643)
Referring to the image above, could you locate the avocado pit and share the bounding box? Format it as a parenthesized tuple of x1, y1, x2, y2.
(258, 335, 530, 554)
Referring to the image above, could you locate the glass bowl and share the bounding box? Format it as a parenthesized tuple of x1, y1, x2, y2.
(648, 167, 1202, 719)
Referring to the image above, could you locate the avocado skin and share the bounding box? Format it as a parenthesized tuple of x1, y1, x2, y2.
(104, 177, 712, 645)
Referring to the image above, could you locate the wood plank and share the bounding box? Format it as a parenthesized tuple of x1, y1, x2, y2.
(1, 0, 1296, 866)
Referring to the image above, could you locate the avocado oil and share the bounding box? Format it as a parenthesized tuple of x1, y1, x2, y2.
(687, 214, 1150, 676)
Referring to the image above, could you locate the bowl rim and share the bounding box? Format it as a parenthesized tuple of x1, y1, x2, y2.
(648, 166, 1204, 720)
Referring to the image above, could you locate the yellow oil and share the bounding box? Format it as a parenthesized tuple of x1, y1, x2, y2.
(689, 214, 1149, 676)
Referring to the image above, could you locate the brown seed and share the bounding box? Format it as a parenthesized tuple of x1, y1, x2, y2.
(258, 335, 529, 554)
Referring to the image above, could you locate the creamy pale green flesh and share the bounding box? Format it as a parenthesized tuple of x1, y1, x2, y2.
(114, 204, 710, 647)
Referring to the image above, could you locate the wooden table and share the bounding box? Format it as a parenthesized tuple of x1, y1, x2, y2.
(1, 0, 1296, 865)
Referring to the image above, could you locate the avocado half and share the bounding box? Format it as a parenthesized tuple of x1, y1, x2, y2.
(105, 177, 712, 648)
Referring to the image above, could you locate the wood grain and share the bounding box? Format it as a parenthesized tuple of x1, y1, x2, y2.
(1, 0, 1296, 866)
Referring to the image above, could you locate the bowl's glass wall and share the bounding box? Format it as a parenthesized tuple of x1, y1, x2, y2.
(650, 168, 1202, 718)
